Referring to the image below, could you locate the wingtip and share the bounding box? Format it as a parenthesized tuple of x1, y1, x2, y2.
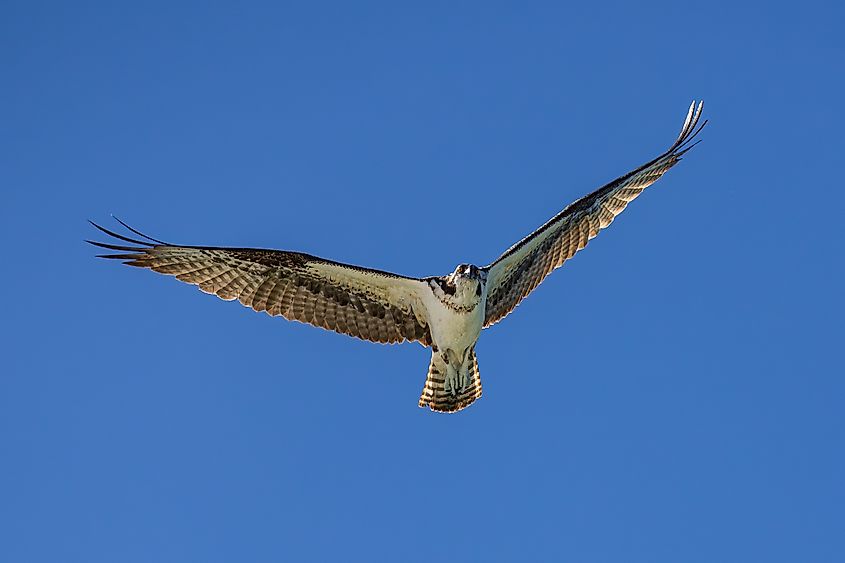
(673, 98, 707, 150)
(86, 216, 172, 247)
(109, 216, 169, 245)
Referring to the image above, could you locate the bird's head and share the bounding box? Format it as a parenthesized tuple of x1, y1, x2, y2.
(444, 263, 486, 300)
(451, 263, 484, 282)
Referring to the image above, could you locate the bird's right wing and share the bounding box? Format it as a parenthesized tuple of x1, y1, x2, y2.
(483, 101, 706, 327)
(89, 219, 432, 345)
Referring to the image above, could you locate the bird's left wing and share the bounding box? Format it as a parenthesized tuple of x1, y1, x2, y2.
(483, 101, 706, 327)
(88, 220, 432, 345)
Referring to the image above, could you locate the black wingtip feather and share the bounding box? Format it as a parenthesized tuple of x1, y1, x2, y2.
(676, 118, 708, 154)
(110, 215, 169, 245)
(676, 138, 703, 158)
(88, 220, 155, 247)
(88, 216, 177, 264)
(671, 101, 705, 152)
(86, 239, 150, 252)
(95, 253, 143, 260)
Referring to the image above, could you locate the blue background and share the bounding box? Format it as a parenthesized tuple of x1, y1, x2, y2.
(3, 2, 843, 561)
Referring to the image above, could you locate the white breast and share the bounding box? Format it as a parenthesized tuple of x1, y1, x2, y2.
(419, 279, 486, 353)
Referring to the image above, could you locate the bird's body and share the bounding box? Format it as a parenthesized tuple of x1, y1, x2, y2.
(90, 101, 706, 413)
(423, 266, 486, 352)
(419, 266, 488, 407)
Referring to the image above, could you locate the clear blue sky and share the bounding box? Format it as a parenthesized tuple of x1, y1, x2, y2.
(2, 1, 843, 561)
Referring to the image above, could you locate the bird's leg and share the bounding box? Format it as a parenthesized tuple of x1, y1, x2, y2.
(442, 349, 469, 396)
(458, 347, 471, 389)
(441, 351, 457, 396)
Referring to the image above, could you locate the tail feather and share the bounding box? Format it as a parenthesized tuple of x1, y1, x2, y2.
(418, 348, 482, 413)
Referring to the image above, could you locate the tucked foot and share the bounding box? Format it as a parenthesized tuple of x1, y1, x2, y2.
(444, 369, 458, 396)
(460, 368, 469, 389)
(444, 366, 469, 396)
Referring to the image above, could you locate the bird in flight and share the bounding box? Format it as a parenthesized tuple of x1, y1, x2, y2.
(90, 101, 706, 413)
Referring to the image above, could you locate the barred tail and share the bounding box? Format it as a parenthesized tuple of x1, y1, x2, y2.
(418, 347, 482, 413)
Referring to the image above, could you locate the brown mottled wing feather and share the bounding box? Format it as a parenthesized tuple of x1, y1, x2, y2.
(483, 101, 706, 327)
(88, 220, 431, 345)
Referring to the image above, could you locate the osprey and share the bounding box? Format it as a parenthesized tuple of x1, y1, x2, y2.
(90, 101, 706, 413)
